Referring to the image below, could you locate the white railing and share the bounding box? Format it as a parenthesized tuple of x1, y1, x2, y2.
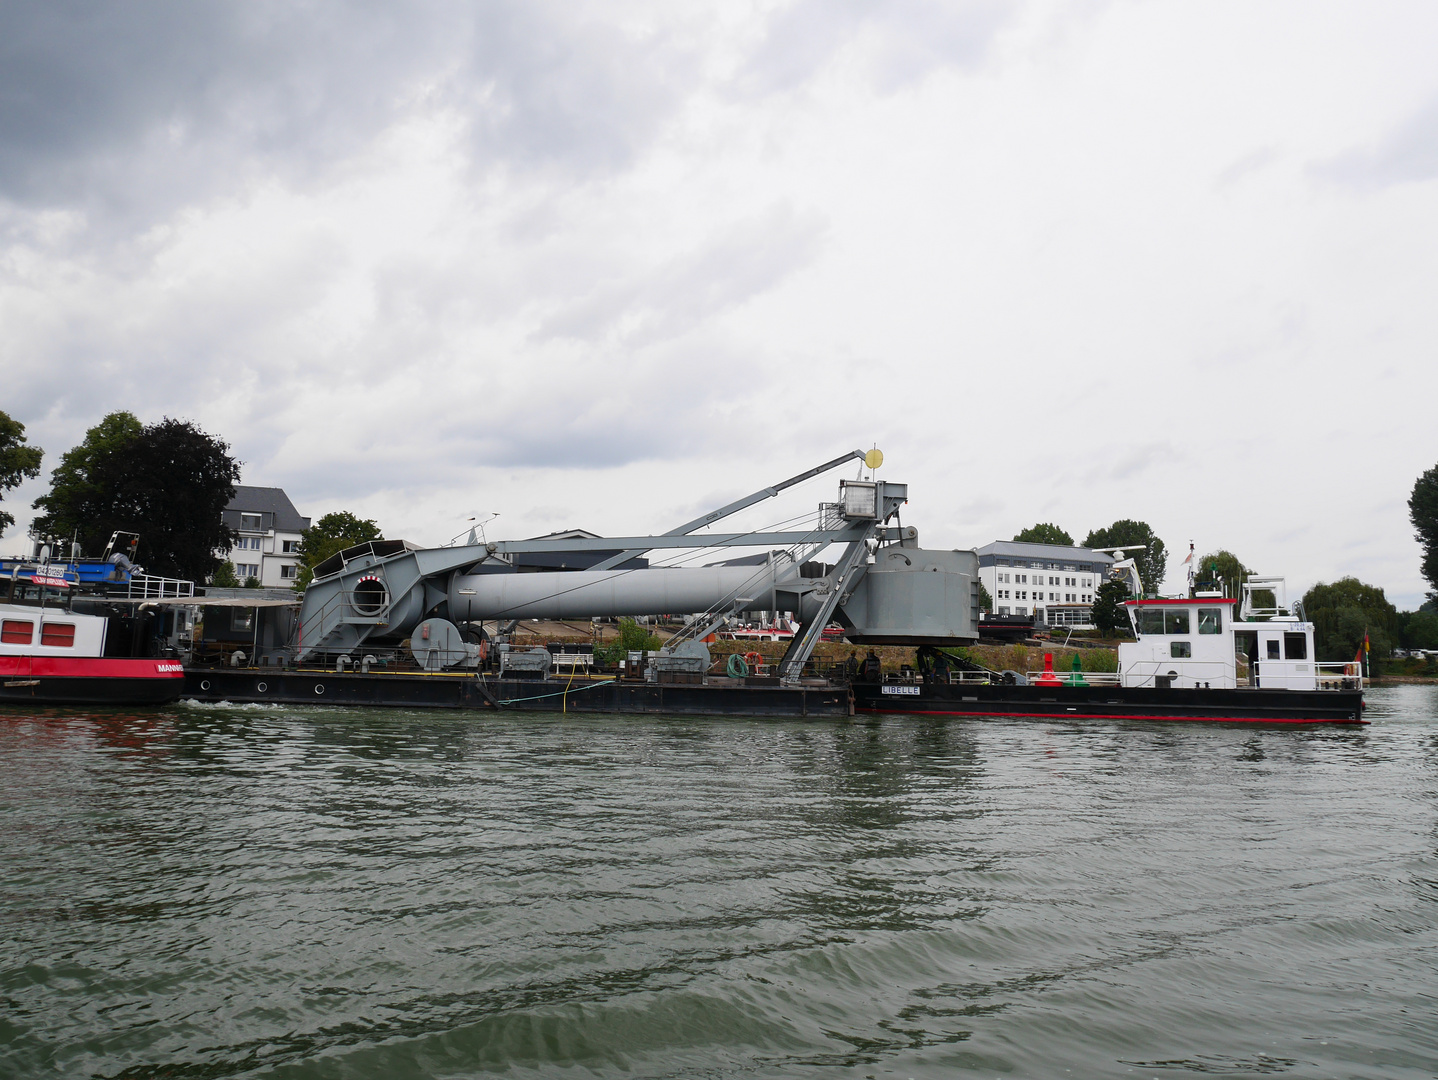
(1314, 661, 1365, 689)
(1116, 659, 1236, 688)
(126, 574, 195, 598)
(1026, 670, 1121, 686)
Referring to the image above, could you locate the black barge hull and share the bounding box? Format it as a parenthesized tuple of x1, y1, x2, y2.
(183, 669, 853, 718)
(853, 682, 1366, 724)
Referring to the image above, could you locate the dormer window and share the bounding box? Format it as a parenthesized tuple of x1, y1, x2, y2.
(240, 514, 262, 531)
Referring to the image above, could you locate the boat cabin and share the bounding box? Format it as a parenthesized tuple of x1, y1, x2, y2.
(1118, 587, 1325, 691)
(1119, 598, 1241, 689)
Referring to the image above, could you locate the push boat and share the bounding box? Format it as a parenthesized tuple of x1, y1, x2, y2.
(0, 539, 190, 706)
(851, 577, 1366, 724)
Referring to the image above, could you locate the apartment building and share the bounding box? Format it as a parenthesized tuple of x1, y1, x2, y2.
(977, 540, 1115, 628)
(221, 487, 310, 587)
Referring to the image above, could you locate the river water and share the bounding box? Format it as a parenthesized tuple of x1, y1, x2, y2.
(2, 687, 1436, 1079)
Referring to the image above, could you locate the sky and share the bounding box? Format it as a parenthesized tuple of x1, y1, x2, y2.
(1, 0, 1436, 606)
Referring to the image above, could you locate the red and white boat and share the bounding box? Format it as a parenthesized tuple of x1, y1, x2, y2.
(0, 554, 187, 705)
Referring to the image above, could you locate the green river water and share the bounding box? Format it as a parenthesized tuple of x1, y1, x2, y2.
(2, 686, 1436, 1079)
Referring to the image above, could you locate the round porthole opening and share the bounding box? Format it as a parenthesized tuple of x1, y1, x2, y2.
(200, 679, 211, 691)
(314, 684, 325, 695)
(257, 681, 267, 693)
(352, 575, 388, 616)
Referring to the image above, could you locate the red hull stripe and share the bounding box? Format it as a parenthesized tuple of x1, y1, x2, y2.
(855, 707, 1365, 724)
(0, 657, 184, 679)
(1125, 598, 1238, 606)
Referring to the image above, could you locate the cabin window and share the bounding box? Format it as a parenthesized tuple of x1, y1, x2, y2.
(1171, 641, 1192, 658)
(231, 608, 255, 632)
(1164, 610, 1191, 635)
(40, 623, 75, 647)
(1284, 633, 1307, 660)
(1198, 608, 1223, 634)
(1, 619, 33, 644)
(1266, 639, 1281, 659)
(1137, 608, 1165, 635)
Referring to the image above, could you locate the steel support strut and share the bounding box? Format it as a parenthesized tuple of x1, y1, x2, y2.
(777, 529, 876, 679)
(587, 450, 867, 572)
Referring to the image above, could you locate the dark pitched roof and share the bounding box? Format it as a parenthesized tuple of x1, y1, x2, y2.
(224, 486, 310, 533)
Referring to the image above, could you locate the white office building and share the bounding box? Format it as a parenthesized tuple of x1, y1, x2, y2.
(977, 541, 1115, 627)
(221, 487, 310, 587)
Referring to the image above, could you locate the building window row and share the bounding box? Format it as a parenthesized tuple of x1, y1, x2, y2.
(234, 562, 260, 579)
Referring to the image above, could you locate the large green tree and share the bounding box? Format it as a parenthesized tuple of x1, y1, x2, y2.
(1301, 577, 1399, 665)
(294, 511, 383, 589)
(1013, 523, 1073, 545)
(1084, 520, 1167, 595)
(0, 411, 44, 537)
(32, 413, 240, 582)
(1091, 578, 1133, 637)
(1410, 464, 1438, 601)
(1198, 549, 1253, 600)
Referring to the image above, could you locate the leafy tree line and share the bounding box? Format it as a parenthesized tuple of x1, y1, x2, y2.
(0, 411, 44, 537)
(1013, 518, 1167, 596)
(8, 409, 383, 591)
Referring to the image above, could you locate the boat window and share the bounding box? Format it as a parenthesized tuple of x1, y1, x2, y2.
(1, 619, 33, 644)
(1284, 633, 1307, 660)
(1266, 639, 1280, 659)
(1171, 641, 1192, 658)
(231, 608, 255, 632)
(1198, 608, 1223, 635)
(1137, 608, 1165, 635)
(1164, 610, 1191, 635)
(40, 623, 75, 647)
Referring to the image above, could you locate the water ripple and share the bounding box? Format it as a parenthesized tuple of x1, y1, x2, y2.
(2, 686, 1436, 1078)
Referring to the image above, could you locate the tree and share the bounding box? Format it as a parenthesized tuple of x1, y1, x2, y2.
(32, 413, 240, 582)
(1196, 550, 1251, 600)
(1092, 578, 1132, 637)
(1410, 464, 1438, 601)
(1014, 523, 1073, 546)
(1399, 608, 1438, 651)
(978, 581, 994, 613)
(211, 562, 240, 588)
(294, 510, 383, 589)
(595, 617, 663, 665)
(1084, 520, 1167, 595)
(1302, 577, 1399, 665)
(0, 411, 43, 537)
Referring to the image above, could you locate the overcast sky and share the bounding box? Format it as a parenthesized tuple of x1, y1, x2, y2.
(2, 1, 1436, 605)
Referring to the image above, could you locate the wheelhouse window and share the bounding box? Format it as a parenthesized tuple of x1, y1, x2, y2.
(1164, 610, 1191, 634)
(1, 619, 33, 644)
(40, 623, 75, 647)
(1198, 608, 1223, 635)
(1171, 641, 1192, 658)
(1266, 639, 1281, 659)
(1284, 633, 1307, 660)
(1137, 608, 1165, 635)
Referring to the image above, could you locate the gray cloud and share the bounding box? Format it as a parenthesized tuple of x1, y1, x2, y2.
(0, 1, 699, 228)
(538, 203, 827, 345)
(1315, 95, 1438, 189)
(741, 0, 1012, 95)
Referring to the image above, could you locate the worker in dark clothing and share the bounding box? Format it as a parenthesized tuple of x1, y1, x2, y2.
(862, 649, 881, 683)
(845, 650, 860, 678)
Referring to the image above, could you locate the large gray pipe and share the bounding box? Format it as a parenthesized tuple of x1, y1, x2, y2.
(448, 562, 802, 622)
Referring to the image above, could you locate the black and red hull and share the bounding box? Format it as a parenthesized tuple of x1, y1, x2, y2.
(852, 681, 1366, 724)
(0, 657, 186, 706)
